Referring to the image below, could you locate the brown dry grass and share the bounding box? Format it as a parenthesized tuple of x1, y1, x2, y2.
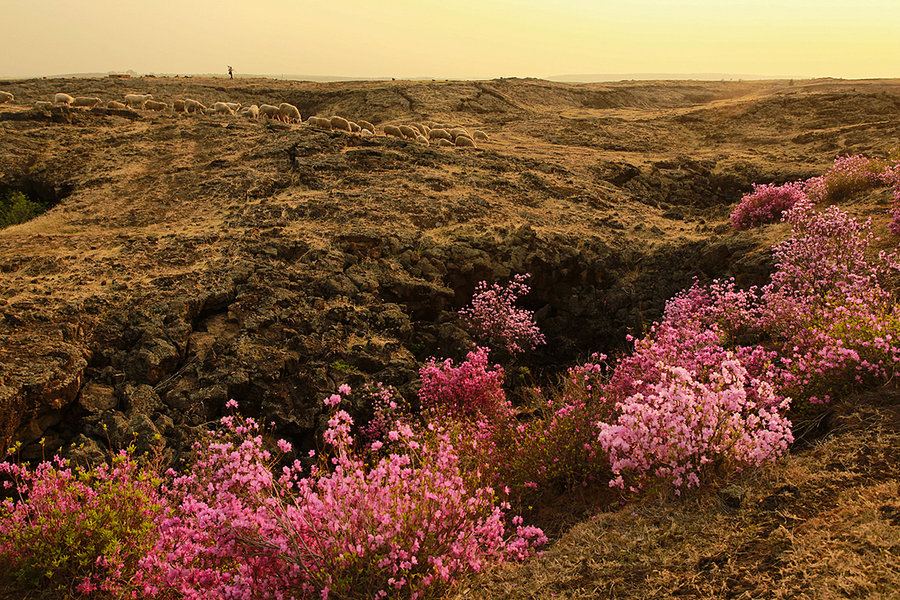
(447, 393, 900, 600)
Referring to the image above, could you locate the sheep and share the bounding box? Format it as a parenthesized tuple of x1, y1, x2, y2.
(358, 120, 375, 133)
(225, 102, 241, 112)
(360, 128, 374, 137)
(437, 138, 454, 147)
(473, 130, 489, 141)
(145, 99, 167, 112)
(449, 127, 470, 141)
(330, 116, 352, 132)
(0, 91, 13, 104)
(278, 102, 301, 123)
(428, 128, 452, 142)
(72, 97, 102, 109)
(184, 98, 206, 113)
(397, 125, 417, 139)
(54, 93, 75, 106)
(173, 99, 186, 112)
(415, 134, 429, 145)
(34, 100, 52, 110)
(213, 101, 235, 115)
(383, 124, 403, 138)
(107, 100, 127, 110)
(307, 116, 332, 130)
(411, 123, 427, 136)
(259, 104, 280, 119)
(455, 135, 476, 147)
(124, 93, 152, 108)
(239, 104, 259, 118)
(348, 121, 361, 132)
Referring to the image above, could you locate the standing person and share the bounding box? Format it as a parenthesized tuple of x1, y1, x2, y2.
(228, 65, 233, 79)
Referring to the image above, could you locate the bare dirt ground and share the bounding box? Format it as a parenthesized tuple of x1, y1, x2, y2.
(1, 76, 899, 598)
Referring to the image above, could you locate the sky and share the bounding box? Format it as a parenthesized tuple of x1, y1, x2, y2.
(2, 0, 899, 80)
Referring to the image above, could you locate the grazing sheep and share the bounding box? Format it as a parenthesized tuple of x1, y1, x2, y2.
(107, 100, 127, 110)
(213, 101, 235, 115)
(145, 99, 167, 112)
(124, 93, 152, 108)
(360, 129, 374, 137)
(173, 99, 186, 112)
(239, 104, 260, 118)
(428, 128, 452, 142)
(455, 135, 476, 147)
(399, 125, 417, 139)
(358, 119, 375, 133)
(383, 124, 403, 138)
(348, 121, 361, 132)
(449, 127, 470, 141)
(225, 102, 241, 111)
(259, 104, 280, 119)
(307, 116, 332, 130)
(34, 100, 52, 109)
(278, 102, 301, 123)
(0, 91, 13, 104)
(412, 123, 428, 136)
(437, 138, 454, 147)
(184, 98, 206, 113)
(330, 116, 352, 132)
(415, 134, 429, 145)
(54, 93, 75, 106)
(473, 130, 488, 141)
(72, 97, 102, 109)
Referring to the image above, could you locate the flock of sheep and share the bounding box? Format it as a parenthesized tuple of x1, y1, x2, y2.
(0, 88, 489, 148)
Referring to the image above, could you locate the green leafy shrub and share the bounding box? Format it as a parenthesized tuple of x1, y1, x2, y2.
(0, 191, 48, 228)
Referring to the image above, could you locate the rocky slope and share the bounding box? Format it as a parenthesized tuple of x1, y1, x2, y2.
(1, 76, 899, 466)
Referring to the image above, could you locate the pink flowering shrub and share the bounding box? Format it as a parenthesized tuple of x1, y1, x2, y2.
(811, 153, 884, 202)
(0, 449, 164, 596)
(138, 395, 545, 600)
(598, 358, 793, 493)
(418, 346, 511, 421)
(459, 273, 546, 356)
(730, 181, 807, 229)
(756, 198, 900, 403)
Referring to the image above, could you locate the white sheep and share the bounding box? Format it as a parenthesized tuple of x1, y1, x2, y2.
(54, 93, 75, 106)
(383, 124, 403, 138)
(259, 104, 280, 119)
(34, 100, 52, 109)
(107, 100, 127, 110)
(415, 134, 429, 145)
(225, 102, 241, 111)
(278, 102, 301, 123)
(428, 128, 452, 142)
(184, 99, 206, 114)
(358, 119, 375, 133)
(213, 101, 235, 115)
(360, 128, 374, 137)
(0, 91, 13, 104)
(348, 121, 361, 132)
(455, 135, 476, 147)
(437, 138, 454, 147)
(145, 99, 167, 112)
(449, 127, 470, 141)
(330, 116, 352, 132)
(307, 116, 332, 129)
(399, 125, 417, 139)
(473, 130, 488, 141)
(239, 105, 260, 118)
(72, 97, 102, 109)
(124, 93, 152, 108)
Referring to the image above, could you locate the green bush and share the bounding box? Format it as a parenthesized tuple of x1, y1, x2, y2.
(0, 191, 47, 228)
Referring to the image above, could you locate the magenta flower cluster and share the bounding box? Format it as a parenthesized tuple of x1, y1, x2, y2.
(418, 346, 510, 421)
(730, 181, 807, 230)
(730, 151, 900, 231)
(458, 273, 546, 355)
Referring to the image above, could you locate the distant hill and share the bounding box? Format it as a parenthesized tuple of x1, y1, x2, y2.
(545, 72, 799, 82)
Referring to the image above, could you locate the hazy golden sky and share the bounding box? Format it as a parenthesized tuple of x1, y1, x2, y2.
(3, 0, 898, 79)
